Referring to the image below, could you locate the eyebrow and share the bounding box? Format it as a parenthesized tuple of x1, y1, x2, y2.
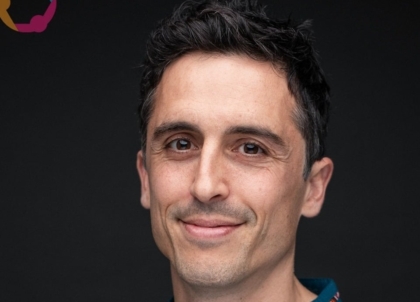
(225, 125, 287, 148)
(152, 121, 201, 141)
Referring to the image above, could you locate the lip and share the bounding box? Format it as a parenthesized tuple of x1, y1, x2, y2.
(180, 218, 243, 239)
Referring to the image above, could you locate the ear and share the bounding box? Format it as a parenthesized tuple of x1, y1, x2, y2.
(136, 150, 151, 209)
(301, 157, 334, 218)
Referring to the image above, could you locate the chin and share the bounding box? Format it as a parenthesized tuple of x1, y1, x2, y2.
(173, 253, 247, 288)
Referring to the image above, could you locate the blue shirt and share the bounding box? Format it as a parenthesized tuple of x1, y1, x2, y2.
(300, 278, 341, 302)
(167, 278, 341, 302)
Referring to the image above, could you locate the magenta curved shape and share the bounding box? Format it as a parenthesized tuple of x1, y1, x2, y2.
(15, 0, 56, 33)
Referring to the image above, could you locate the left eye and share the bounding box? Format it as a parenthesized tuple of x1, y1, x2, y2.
(239, 143, 264, 155)
(167, 139, 194, 151)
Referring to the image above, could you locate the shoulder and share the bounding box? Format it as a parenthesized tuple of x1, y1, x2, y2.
(299, 278, 342, 302)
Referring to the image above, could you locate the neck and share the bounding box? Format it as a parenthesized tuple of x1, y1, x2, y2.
(171, 257, 317, 302)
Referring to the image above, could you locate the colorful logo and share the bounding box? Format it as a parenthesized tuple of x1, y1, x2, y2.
(0, 0, 56, 33)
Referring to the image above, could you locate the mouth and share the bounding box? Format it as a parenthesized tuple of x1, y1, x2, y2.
(180, 218, 244, 239)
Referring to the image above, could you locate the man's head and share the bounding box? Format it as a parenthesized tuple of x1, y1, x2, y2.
(138, 0, 330, 179)
(137, 0, 333, 300)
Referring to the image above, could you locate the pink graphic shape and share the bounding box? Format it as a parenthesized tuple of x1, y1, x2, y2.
(15, 0, 56, 33)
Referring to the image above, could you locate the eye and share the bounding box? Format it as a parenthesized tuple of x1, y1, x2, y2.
(167, 138, 195, 151)
(238, 142, 265, 155)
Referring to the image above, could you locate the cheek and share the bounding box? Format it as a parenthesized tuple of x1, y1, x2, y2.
(232, 164, 305, 230)
(147, 161, 195, 254)
(232, 163, 299, 203)
(149, 160, 194, 206)
(229, 166, 305, 266)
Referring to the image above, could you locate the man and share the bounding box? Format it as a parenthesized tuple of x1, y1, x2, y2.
(136, 0, 339, 301)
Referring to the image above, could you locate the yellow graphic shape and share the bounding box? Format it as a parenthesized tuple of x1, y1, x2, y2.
(0, 0, 17, 31)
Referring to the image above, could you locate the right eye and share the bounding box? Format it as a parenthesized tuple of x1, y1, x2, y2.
(167, 138, 195, 151)
(238, 142, 265, 155)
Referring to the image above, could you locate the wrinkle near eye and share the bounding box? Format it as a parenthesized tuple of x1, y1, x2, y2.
(271, 146, 292, 163)
(150, 143, 165, 154)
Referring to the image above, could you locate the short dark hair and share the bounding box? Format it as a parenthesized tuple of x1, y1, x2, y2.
(138, 0, 330, 178)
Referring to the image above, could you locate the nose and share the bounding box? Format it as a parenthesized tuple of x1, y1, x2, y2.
(189, 143, 229, 203)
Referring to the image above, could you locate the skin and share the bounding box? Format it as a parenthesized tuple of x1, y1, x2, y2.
(137, 52, 333, 302)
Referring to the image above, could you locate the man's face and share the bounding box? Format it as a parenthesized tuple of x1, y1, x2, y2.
(137, 53, 331, 288)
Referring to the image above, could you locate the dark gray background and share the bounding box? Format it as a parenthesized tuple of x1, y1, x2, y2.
(1, 0, 419, 301)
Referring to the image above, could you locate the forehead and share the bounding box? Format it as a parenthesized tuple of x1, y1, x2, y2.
(149, 52, 299, 139)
